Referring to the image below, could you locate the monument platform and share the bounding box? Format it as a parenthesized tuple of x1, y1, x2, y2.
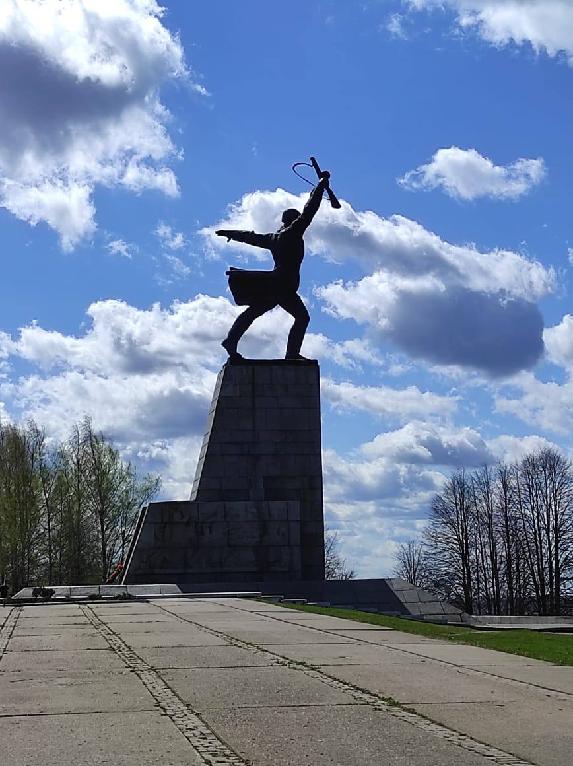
(123, 360, 325, 585)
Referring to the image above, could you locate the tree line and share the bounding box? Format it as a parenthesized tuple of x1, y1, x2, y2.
(0, 418, 159, 594)
(395, 447, 573, 615)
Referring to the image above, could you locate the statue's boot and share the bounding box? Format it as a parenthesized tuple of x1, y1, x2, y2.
(285, 352, 313, 362)
(221, 338, 244, 361)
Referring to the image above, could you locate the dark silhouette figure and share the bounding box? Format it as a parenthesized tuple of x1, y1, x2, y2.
(217, 172, 331, 361)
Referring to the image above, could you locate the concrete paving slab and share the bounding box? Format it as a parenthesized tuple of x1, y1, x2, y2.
(332, 629, 443, 645)
(107, 621, 186, 633)
(151, 601, 242, 613)
(199, 598, 284, 612)
(17, 606, 84, 618)
(255, 614, 393, 630)
(152, 607, 238, 616)
(321, 662, 521, 704)
(0, 669, 155, 715)
(250, 610, 332, 620)
(201, 703, 494, 766)
(473, 664, 573, 694)
(1, 710, 204, 766)
(0, 648, 126, 672)
(122, 629, 228, 648)
(89, 604, 160, 612)
(220, 625, 356, 645)
(412, 698, 573, 766)
(248, 606, 301, 613)
(387, 642, 535, 666)
(17, 615, 90, 626)
(136, 645, 277, 669)
(265, 642, 437, 666)
(8, 633, 109, 651)
(173, 611, 274, 622)
(161, 665, 356, 710)
(97, 613, 180, 623)
(174, 617, 281, 630)
(12, 625, 98, 636)
(88, 609, 165, 619)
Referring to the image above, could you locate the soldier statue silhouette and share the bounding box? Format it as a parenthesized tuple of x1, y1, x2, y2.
(217, 157, 340, 362)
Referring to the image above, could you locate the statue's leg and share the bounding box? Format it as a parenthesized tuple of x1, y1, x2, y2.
(223, 300, 276, 356)
(279, 293, 310, 357)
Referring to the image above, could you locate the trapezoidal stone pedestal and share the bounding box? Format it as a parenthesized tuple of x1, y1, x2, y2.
(123, 360, 325, 585)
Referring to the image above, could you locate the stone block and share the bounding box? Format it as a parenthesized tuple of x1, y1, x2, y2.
(301, 521, 326, 547)
(148, 522, 195, 547)
(219, 548, 258, 572)
(219, 477, 251, 493)
(161, 503, 199, 524)
(144, 549, 187, 573)
(192, 489, 224, 502)
(287, 502, 301, 520)
(266, 501, 289, 521)
(215, 408, 253, 430)
(197, 502, 226, 521)
(195, 522, 229, 546)
(289, 521, 301, 545)
(232, 521, 289, 547)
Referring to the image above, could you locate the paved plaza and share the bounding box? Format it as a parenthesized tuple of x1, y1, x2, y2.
(1, 598, 571, 765)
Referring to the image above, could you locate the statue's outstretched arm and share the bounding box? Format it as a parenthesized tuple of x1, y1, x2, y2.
(216, 229, 272, 248)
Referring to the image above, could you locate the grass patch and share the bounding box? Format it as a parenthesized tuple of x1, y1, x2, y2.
(276, 603, 573, 666)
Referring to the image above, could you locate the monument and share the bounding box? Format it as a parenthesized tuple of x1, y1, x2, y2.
(122, 158, 458, 620)
(123, 158, 336, 586)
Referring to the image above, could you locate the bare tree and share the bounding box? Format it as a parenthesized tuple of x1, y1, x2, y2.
(394, 540, 431, 588)
(421, 449, 573, 615)
(426, 470, 474, 612)
(324, 528, 355, 580)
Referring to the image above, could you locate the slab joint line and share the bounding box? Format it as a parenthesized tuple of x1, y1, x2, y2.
(79, 605, 248, 766)
(0, 607, 19, 665)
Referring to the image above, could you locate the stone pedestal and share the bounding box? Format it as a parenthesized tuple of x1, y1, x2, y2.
(123, 360, 325, 585)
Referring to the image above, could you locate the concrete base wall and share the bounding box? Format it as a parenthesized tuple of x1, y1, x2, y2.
(123, 360, 325, 585)
(123, 500, 304, 584)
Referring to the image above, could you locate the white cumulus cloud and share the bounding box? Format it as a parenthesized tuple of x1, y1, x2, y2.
(0, 0, 190, 249)
(487, 433, 561, 463)
(407, 1, 573, 64)
(544, 314, 573, 370)
(360, 422, 493, 466)
(495, 372, 573, 435)
(399, 146, 546, 201)
(205, 190, 554, 376)
(322, 379, 457, 421)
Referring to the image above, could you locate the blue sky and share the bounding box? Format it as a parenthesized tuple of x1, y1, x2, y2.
(1, 0, 573, 576)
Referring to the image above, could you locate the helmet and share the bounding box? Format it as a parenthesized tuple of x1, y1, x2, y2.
(281, 208, 300, 226)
